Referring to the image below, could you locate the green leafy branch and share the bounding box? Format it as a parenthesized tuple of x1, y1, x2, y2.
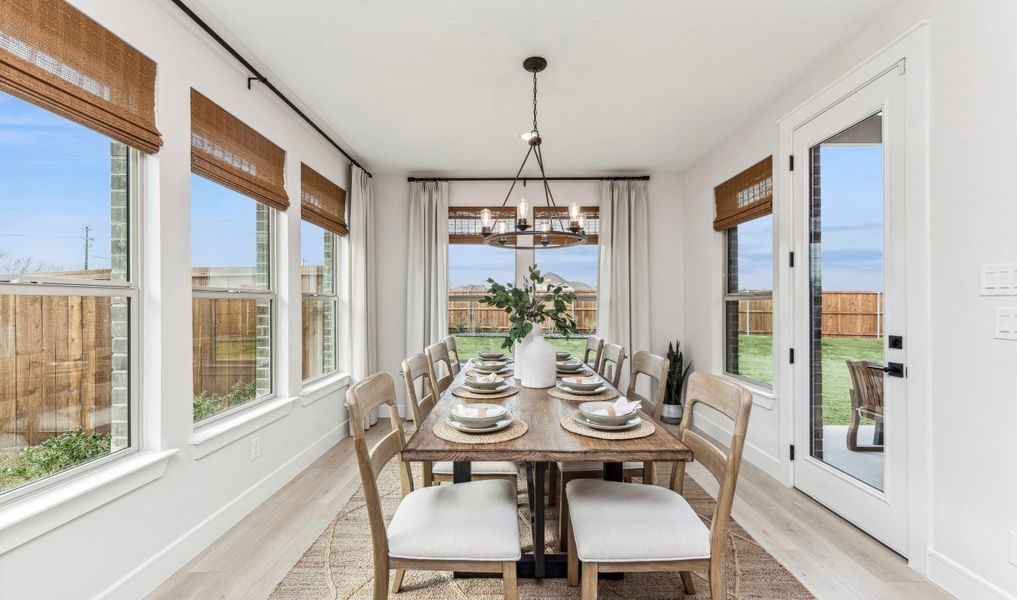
(479, 265, 579, 350)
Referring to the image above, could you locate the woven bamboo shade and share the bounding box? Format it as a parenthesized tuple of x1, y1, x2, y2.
(448, 206, 516, 244)
(191, 89, 288, 211)
(0, 0, 162, 152)
(713, 156, 773, 231)
(534, 205, 600, 244)
(300, 163, 347, 236)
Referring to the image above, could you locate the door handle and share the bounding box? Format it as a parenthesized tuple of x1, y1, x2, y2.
(881, 362, 905, 378)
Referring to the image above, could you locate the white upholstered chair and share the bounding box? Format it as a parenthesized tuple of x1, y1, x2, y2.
(402, 353, 518, 486)
(565, 371, 752, 599)
(348, 371, 520, 599)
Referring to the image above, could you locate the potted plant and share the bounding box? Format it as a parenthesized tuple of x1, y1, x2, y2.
(481, 266, 578, 388)
(661, 340, 693, 424)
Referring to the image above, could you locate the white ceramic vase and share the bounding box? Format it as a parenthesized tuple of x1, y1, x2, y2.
(515, 324, 556, 388)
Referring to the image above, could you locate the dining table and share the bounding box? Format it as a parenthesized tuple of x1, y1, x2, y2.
(402, 356, 694, 579)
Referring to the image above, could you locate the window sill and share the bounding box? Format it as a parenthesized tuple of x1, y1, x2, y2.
(189, 396, 296, 459)
(299, 371, 352, 407)
(722, 375, 776, 410)
(0, 449, 178, 556)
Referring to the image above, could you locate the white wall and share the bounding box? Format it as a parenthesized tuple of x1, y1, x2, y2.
(0, 1, 355, 598)
(680, 1, 1017, 598)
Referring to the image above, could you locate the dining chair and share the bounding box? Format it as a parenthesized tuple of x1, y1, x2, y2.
(424, 341, 454, 400)
(348, 371, 520, 600)
(555, 349, 668, 550)
(596, 342, 625, 389)
(443, 335, 462, 376)
(846, 360, 885, 451)
(402, 353, 518, 487)
(565, 371, 753, 599)
(581, 335, 605, 370)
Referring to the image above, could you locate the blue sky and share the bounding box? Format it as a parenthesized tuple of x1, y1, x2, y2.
(0, 90, 883, 292)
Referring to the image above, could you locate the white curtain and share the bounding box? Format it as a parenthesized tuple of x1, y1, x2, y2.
(348, 165, 378, 432)
(597, 180, 651, 368)
(405, 181, 449, 358)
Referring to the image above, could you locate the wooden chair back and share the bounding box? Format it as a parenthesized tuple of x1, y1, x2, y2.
(424, 341, 454, 400)
(625, 351, 669, 422)
(582, 335, 605, 370)
(846, 360, 884, 417)
(671, 372, 752, 555)
(443, 335, 462, 376)
(347, 372, 414, 560)
(597, 342, 626, 389)
(402, 353, 436, 428)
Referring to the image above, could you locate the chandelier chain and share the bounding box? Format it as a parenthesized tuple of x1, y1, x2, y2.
(532, 70, 538, 133)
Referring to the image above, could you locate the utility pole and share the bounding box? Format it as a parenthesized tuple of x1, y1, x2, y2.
(83, 225, 92, 270)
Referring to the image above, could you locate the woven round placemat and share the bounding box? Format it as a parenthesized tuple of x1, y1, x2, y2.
(467, 369, 514, 378)
(451, 385, 519, 400)
(433, 419, 529, 444)
(559, 414, 655, 440)
(547, 386, 619, 402)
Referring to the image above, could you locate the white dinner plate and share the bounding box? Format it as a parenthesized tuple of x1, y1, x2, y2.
(572, 413, 641, 431)
(461, 383, 512, 394)
(557, 384, 608, 395)
(445, 416, 514, 434)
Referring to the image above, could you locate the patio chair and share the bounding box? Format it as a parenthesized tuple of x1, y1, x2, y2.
(846, 360, 885, 451)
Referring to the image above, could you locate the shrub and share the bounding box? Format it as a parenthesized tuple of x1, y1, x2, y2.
(0, 431, 112, 492)
(192, 381, 257, 422)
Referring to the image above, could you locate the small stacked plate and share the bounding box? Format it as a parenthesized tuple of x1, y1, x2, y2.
(555, 351, 571, 361)
(572, 401, 642, 431)
(472, 359, 512, 375)
(460, 374, 514, 395)
(446, 403, 515, 434)
(556, 357, 589, 376)
(556, 375, 609, 396)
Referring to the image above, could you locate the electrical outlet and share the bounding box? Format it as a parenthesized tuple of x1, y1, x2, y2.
(1009, 531, 1017, 567)
(981, 264, 1017, 296)
(995, 309, 1017, 340)
(250, 437, 260, 460)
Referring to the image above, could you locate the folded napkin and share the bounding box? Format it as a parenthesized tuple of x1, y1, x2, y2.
(455, 404, 506, 418)
(474, 372, 500, 384)
(592, 397, 641, 417)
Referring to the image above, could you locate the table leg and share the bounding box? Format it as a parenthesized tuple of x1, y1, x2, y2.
(453, 461, 471, 484)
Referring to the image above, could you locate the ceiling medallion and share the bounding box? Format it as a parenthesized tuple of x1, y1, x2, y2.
(482, 57, 588, 250)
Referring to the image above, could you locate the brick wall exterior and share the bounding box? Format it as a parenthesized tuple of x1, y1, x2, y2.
(808, 146, 824, 459)
(109, 142, 130, 452)
(255, 205, 271, 396)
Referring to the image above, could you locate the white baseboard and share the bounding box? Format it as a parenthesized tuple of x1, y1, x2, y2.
(94, 421, 348, 600)
(694, 411, 783, 481)
(928, 550, 1016, 600)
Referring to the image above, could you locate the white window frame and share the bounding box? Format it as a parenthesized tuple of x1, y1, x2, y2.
(722, 217, 774, 390)
(300, 224, 339, 385)
(191, 180, 277, 428)
(0, 149, 143, 505)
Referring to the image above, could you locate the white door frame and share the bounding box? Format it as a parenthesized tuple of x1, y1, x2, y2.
(775, 22, 931, 573)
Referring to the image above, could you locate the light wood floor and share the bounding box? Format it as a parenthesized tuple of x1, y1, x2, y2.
(147, 423, 953, 600)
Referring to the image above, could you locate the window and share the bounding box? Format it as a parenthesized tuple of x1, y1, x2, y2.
(191, 174, 274, 423)
(301, 221, 338, 381)
(0, 92, 139, 497)
(717, 157, 774, 388)
(446, 205, 600, 359)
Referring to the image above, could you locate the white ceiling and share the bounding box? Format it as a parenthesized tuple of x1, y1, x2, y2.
(184, 0, 896, 175)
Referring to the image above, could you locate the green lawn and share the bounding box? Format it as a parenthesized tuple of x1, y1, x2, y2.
(735, 334, 883, 425)
(453, 335, 587, 360)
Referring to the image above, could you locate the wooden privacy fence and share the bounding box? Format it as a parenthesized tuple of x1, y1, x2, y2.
(0, 296, 113, 447)
(448, 292, 598, 334)
(739, 291, 885, 338)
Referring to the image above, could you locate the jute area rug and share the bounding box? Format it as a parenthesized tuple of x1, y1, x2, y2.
(269, 462, 813, 599)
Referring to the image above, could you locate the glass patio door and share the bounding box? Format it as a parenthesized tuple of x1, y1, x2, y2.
(791, 67, 908, 554)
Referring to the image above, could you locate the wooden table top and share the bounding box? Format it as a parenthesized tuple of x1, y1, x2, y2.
(402, 359, 693, 463)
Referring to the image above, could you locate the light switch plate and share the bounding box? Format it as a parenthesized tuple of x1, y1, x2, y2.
(995, 309, 1017, 340)
(981, 264, 1017, 296)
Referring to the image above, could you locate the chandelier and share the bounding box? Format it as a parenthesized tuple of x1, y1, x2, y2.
(482, 57, 588, 250)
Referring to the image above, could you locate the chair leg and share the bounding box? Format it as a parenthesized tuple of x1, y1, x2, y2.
(679, 570, 695, 595)
(392, 568, 406, 593)
(548, 462, 559, 506)
(502, 561, 517, 600)
(581, 562, 599, 599)
(373, 559, 389, 600)
(567, 522, 580, 587)
(847, 408, 860, 451)
(558, 473, 571, 552)
(709, 558, 725, 600)
(422, 461, 434, 487)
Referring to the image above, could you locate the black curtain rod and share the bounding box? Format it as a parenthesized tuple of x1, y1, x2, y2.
(407, 175, 650, 183)
(170, 0, 373, 178)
